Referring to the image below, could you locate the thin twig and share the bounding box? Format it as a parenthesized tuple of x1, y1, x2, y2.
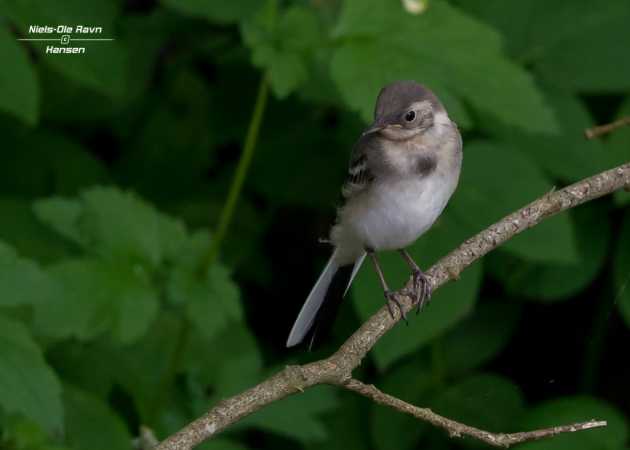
(584, 116, 630, 139)
(134, 426, 160, 450)
(156, 160, 630, 450)
(202, 74, 270, 271)
(341, 378, 607, 448)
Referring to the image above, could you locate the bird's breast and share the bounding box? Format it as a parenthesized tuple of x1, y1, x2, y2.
(366, 177, 447, 250)
(337, 170, 458, 253)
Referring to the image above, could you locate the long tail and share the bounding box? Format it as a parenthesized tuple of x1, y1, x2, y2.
(286, 250, 366, 348)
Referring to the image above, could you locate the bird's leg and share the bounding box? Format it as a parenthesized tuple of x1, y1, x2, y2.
(399, 249, 432, 314)
(368, 250, 407, 323)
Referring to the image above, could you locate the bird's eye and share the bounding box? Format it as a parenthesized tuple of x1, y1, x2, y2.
(404, 110, 416, 122)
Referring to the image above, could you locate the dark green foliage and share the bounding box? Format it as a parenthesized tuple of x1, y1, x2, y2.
(0, 315, 63, 434)
(0, 0, 629, 449)
(0, 26, 38, 124)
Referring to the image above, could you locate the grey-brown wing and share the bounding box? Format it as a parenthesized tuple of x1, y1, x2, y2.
(341, 135, 378, 199)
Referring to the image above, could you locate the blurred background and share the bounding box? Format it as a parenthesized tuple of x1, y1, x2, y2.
(0, 0, 629, 449)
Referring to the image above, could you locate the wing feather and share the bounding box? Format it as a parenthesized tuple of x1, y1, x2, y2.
(341, 136, 377, 199)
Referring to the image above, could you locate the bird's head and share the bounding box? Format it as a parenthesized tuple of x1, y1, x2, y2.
(362, 80, 446, 141)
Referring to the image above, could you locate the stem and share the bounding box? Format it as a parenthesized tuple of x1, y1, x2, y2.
(203, 74, 269, 271)
(343, 379, 606, 448)
(149, 318, 190, 424)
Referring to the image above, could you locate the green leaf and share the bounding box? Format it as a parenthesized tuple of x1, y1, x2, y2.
(308, 393, 370, 450)
(44, 41, 127, 99)
(185, 323, 262, 400)
(160, 0, 260, 24)
(373, 370, 524, 450)
(185, 323, 263, 428)
(331, 0, 557, 133)
(238, 385, 338, 442)
(32, 198, 83, 246)
(0, 128, 109, 198)
(46, 341, 117, 398)
(374, 365, 524, 450)
(0, 198, 72, 263)
(39, 132, 110, 194)
(4, 0, 127, 98)
(178, 264, 242, 342)
(0, 314, 63, 433)
(35, 187, 188, 268)
(36, 66, 117, 124)
(439, 300, 521, 375)
(615, 211, 630, 328)
(0, 25, 38, 124)
(370, 364, 435, 450)
(432, 373, 525, 434)
(164, 230, 241, 341)
(113, 11, 173, 109)
(63, 385, 132, 450)
(196, 439, 249, 450)
(0, 241, 59, 307)
(1, 416, 71, 450)
(79, 187, 182, 266)
(34, 259, 158, 343)
(351, 213, 482, 369)
(531, 5, 630, 92)
(103, 313, 181, 424)
(518, 396, 627, 450)
(462, 0, 630, 92)
(449, 141, 579, 264)
(488, 203, 610, 302)
(484, 89, 627, 182)
(242, 6, 323, 97)
(463, 1, 624, 58)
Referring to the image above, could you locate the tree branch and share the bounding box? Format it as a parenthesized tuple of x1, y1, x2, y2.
(340, 378, 607, 447)
(156, 160, 630, 450)
(584, 116, 630, 139)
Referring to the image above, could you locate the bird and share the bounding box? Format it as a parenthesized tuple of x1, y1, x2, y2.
(286, 80, 462, 348)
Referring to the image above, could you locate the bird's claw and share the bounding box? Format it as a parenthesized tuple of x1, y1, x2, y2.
(384, 290, 408, 324)
(411, 270, 432, 315)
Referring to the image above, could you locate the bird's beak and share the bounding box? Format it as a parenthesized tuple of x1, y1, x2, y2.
(362, 121, 386, 136)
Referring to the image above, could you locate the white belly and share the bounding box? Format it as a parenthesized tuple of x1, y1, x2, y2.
(333, 174, 457, 262)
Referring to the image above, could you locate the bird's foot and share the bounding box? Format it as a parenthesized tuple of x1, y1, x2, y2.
(410, 269, 432, 314)
(384, 290, 408, 324)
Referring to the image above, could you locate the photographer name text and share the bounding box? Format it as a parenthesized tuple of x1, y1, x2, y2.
(29, 25, 103, 34)
(21, 24, 112, 54)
